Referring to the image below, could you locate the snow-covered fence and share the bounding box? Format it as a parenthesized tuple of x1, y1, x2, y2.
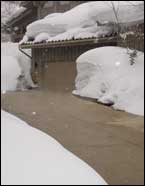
(118, 34, 144, 52)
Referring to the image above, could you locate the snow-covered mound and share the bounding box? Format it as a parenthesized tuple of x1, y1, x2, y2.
(22, 1, 144, 43)
(73, 47, 144, 116)
(1, 110, 107, 185)
(1, 42, 36, 92)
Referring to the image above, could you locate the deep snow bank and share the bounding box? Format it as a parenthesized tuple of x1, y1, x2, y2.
(73, 47, 144, 116)
(1, 110, 107, 185)
(21, 1, 144, 43)
(1, 42, 35, 91)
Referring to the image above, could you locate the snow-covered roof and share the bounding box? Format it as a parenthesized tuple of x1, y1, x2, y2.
(6, 7, 27, 24)
(20, 35, 118, 49)
(20, 1, 144, 44)
(1, 1, 23, 25)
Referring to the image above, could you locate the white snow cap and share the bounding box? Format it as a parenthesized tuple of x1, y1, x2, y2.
(34, 33, 50, 43)
(22, 1, 144, 43)
(1, 110, 107, 185)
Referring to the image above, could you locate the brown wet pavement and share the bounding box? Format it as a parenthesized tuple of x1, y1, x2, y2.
(1, 90, 144, 185)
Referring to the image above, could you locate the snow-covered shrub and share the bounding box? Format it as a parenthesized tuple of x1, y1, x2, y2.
(127, 48, 138, 65)
(73, 46, 144, 116)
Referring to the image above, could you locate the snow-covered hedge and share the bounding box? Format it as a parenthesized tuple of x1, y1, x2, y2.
(73, 47, 144, 116)
(1, 42, 36, 92)
(1, 110, 107, 185)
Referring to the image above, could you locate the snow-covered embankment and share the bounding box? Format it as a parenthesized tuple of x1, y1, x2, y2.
(1, 110, 107, 185)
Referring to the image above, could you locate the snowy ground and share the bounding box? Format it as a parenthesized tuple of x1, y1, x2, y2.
(1, 42, 36, 92)
(73, 46, 144, 116)
(1, 110, 107, 185)
(21, 1, 144, 43)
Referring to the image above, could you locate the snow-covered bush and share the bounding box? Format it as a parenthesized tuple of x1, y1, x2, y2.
(127, 48, 138, 65)
(73, 46, 144, 116)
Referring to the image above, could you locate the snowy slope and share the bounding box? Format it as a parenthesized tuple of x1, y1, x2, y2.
(73, 47, 144, 116)
(1, 110, 107, 185)
(21, 1, 144, 43)
(1, 42, 35, 91)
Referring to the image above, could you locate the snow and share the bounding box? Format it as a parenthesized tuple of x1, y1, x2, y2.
(44, 13, 63, 20)
(22, 1, 144, 43)
(32, 111, 37, 115)
(73, 47, 144, 116)
(1, 110, 107, 185)
(34, 33, 50, 43)
(1, 56, 21, 91)
(19, 35, 29, 44)
(1, 2, 23, 42)
(1, 42, 36, 92)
